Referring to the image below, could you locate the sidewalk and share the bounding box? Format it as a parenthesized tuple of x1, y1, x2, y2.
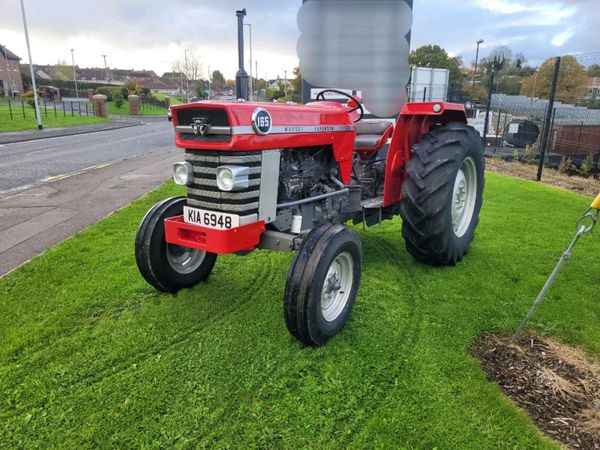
(0, 149, 180, 276)
(0, 119, 143, 145)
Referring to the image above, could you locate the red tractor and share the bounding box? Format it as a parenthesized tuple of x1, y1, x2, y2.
(135, 90, 484, 346)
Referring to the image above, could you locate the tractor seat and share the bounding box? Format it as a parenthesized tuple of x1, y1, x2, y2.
(354, 121, 393, 151)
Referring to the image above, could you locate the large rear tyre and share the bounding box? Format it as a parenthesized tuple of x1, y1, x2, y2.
(135, 197, 217, 293)
(284, 223, 362, 347)
(400, 122, 484, 266)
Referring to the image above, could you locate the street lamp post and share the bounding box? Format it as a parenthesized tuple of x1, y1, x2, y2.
(19, 0, 42, 129)
(471, 38, 484, 111)
(70, 48, 79, 98)
(244, 23, 253, 101)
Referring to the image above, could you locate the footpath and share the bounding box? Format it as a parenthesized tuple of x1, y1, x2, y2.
(0, 149, 180, 276)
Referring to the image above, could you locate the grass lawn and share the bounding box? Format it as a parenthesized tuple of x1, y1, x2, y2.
(1, 173, 599, 448)
(0, 104, 108, 132)
(107, 95, 182, 117)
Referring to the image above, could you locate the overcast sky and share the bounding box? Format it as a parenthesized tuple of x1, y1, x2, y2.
(0, 0, 597, 80)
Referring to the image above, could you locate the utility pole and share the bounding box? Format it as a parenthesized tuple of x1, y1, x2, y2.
(184, 49, 191, 102)
(471, 39, 484, 113)
(244, 23, 253, 101)
(255, 60, 258, 100)
(207, 65, 211, 98)
(70, 48, 79, 98)
(19, 0, 42, 129)
(284, 69, 288, 100)
(101, 54, 109, 83)
(537, 57, 561, 182)
(235, 9, 249, 100)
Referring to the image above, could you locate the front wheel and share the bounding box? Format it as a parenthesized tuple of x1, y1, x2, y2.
(400, 122, 485, 266)
(135, 197, 217, 293)
(284, 223, 363, 346)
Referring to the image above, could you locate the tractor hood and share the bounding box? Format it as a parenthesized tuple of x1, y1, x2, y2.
(170, 100, 356, 152)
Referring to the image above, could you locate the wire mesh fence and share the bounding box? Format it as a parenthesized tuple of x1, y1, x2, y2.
(474, 51, 600, 177)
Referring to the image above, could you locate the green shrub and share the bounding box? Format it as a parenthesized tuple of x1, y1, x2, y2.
(95, 87, 114, 101)
(21, 90, 35, 106)
(113, 91, 124, 108)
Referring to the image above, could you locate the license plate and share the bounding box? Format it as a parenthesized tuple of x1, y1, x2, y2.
(183, 206, 240, 230)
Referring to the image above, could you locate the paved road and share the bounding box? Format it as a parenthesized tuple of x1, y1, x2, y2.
(0, 119, 174, 196)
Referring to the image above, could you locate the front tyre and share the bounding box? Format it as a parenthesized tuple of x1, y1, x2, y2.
(284, 224, 363, 347)
(135, 197, 217, 293)
(400, 122, 484, 266)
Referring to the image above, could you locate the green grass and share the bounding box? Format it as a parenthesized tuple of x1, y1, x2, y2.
(1, 173, 599, 448)
(107, 99, 173, 116)
(0, 103, 107, 132)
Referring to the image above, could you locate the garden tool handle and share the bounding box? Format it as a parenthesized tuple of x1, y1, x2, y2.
(592, 193, 600, 210)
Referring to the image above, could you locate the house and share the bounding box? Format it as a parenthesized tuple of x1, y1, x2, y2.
(138, 80, 180, 95)
(0, 45, 24, 96)
(267, 77, 292, 91)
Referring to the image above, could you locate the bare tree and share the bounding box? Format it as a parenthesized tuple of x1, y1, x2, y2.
(172, 51, 202, 100)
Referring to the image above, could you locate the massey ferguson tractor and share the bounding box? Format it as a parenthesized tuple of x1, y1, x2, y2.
(134, 4, 484, 347)
(135, 93, 484, 346)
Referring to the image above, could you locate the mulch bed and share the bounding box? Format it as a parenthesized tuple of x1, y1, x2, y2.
(472, 333, 600, 449)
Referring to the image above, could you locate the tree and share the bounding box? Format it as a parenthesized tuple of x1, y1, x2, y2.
(588, 64, 600, 78)
(481, 46, 512, 72)
(52, 59, 74, 81)
(409, 45, 464, 94)
(520, 55, 589, 104)
(124, 78, 139, 95)
(211, 70, 225, 92)
(291, 67, 302, 102)
(172, 51, 202, 99)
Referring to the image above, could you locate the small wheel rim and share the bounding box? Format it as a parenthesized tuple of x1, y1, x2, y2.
(320, 252, 354, 322)
(166, 244, 206, 275)
(452, 156, 478, 238)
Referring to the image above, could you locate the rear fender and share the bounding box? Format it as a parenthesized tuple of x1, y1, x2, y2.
(382, 102, 467, 207)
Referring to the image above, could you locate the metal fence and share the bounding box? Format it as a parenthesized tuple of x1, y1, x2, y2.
(474, 51, 600, 178)
(0, 98, 96, 122)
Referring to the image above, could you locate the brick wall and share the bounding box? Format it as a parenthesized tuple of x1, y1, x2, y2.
(0, 51, 24, 96)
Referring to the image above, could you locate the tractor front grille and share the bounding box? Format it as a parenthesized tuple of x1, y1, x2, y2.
(185, 150, 262, 215)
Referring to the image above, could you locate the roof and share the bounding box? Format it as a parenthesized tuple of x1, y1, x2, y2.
(138, 80, 179, 90)
(0, 45, 21, 61)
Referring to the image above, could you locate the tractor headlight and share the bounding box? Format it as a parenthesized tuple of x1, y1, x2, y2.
(173, 162, 193, 186)
(216, 165, 249, 191)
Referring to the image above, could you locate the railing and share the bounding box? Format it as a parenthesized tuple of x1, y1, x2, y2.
(0, 98, 96, 121)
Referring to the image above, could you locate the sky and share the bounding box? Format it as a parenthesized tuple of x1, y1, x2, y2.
(0, 0, 598, 81)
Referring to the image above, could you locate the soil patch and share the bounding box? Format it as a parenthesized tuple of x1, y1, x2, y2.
(472, 333, 600, 449)
(486, 157, 600, 198)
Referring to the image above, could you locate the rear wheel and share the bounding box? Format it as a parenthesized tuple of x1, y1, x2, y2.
(135, 197, 217, 293)
(400, 122, 484, 265)
(284, 223, 362, 346)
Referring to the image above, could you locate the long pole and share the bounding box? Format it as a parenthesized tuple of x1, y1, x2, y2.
(184, 49, 190, 102)
(207, 65, 211, 98)
(20, 0, 42, 129)
(284, 69, 288, 100)
(70, 48, 79, 98)
(482, 71, 495, 145)
(537, 57, 561, 182)
(471, 39, 484, 113)
(255, 60, 258, 100)
(244, 23, 252, 101)
(2, 45, 13, 97)
(101, 54, 109, 83)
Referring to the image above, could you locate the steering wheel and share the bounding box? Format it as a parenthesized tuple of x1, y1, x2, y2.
(316, 89, 364, 122)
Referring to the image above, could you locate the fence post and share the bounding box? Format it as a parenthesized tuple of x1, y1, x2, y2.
(129, 95, 140, 116)
(21, 99, 26, 118)
(71, 102, 74, 117)
(63, 101, 66, 117)
(8, 99, 13, 119)
(44, 100, 48, 118)
(537, 56, 561, 181)
(53, 101, 57, 117)
(482, 71, 495, 146)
